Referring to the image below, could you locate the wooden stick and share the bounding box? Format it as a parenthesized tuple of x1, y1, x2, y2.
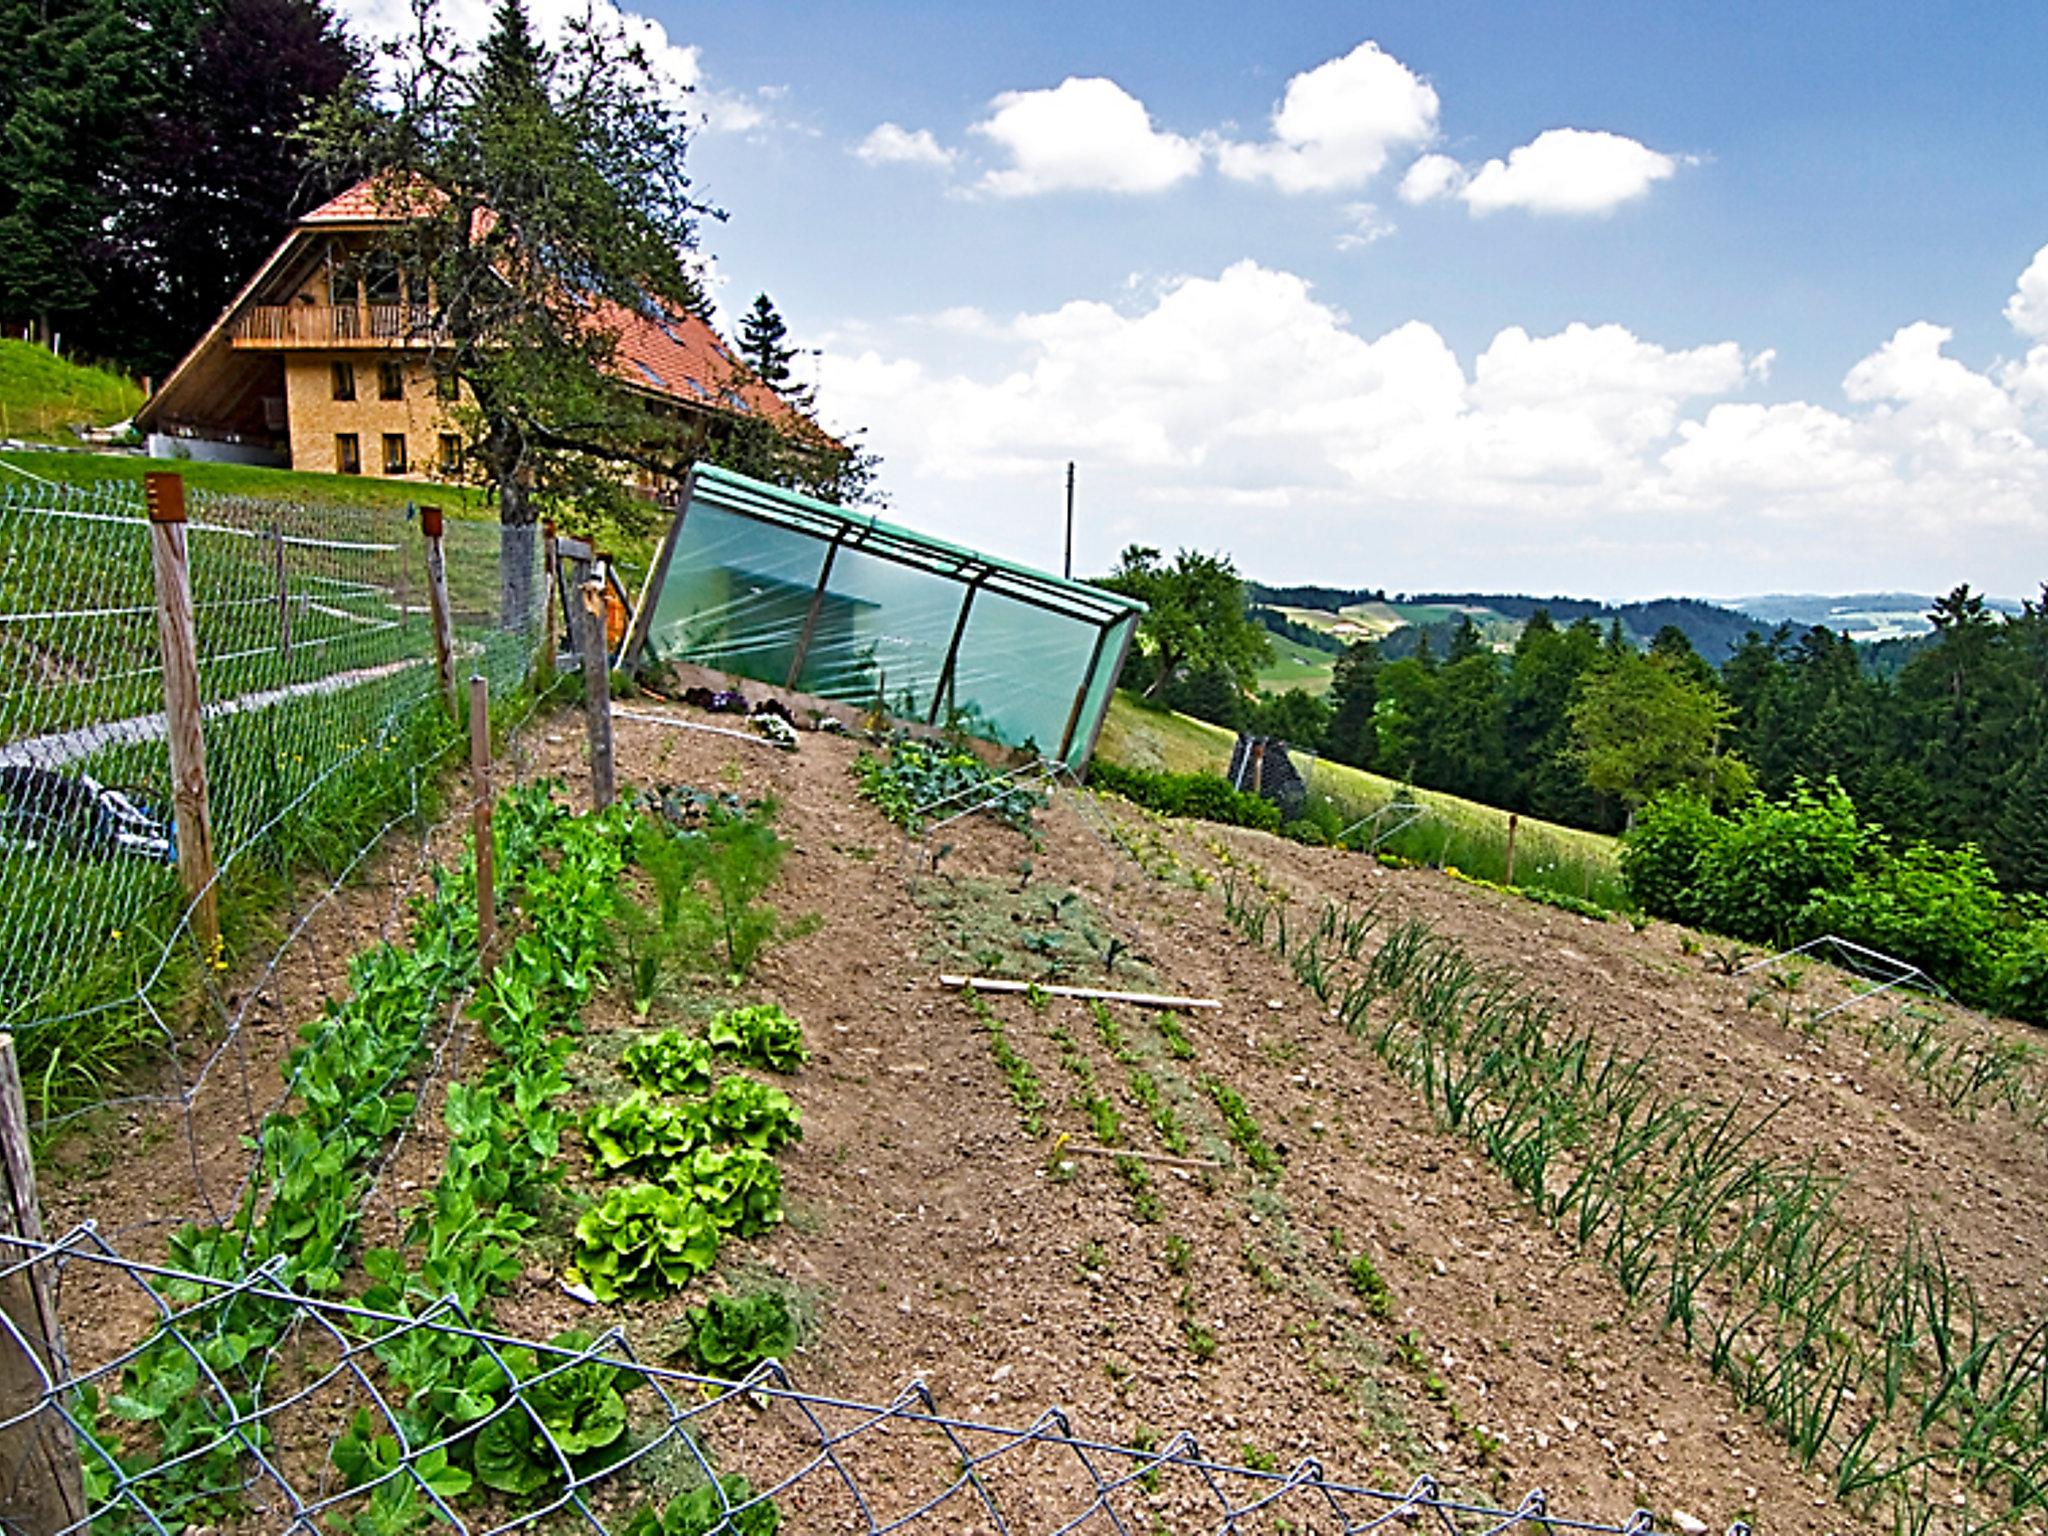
(146, 471, 218, 953)
(939, 976, 1221, 1011)
(0, 1039, 87, 1535)
(420, 506, 456, 719)
(1059, 1140, 1221, 1171)
(469, 674, 496, 975)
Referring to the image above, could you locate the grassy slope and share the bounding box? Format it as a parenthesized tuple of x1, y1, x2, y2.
(1253, 632, 1338, 694)
(0, 341, 145, 443)
(1094, 691, 1623, 897)
(0, 445, 494, 517)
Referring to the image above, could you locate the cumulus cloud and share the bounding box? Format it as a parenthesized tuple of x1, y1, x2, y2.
(2009, 244, 2048, 340)
(330, 0, 779, 129)
(1461, 128, 1681, 215)
(854, 122, 956, 169)
(970, 78, 1203, 196)
(1215, 41, 1440, 193)
(1398, 152, 1468, 204)
(815, 246, 2048, 592)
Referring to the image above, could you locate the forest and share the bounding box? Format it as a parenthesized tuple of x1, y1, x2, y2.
(1144, 578, 2048, 899)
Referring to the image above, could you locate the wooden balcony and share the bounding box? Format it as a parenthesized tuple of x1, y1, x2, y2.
(230, 304, 439, 349)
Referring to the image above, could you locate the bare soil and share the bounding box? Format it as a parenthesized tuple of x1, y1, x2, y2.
(42, 698, 2048, 1536)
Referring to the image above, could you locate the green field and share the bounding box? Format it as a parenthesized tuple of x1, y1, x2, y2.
(0, 445, 495, 517)
(0, 341, 144, 444)
(1254, 632, 1339, 694)
(1094, 691, 1625, 905)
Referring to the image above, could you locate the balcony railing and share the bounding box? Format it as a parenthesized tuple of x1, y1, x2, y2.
(230, 304, 439, 348)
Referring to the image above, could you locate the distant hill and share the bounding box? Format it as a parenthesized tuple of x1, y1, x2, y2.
(1733, 592, 2024, 641)
(0, 340, 143, 444)
(1250, 583, 1768, 665)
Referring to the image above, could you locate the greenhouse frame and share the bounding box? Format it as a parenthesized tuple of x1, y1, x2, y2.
(620, 465, 1146, 769)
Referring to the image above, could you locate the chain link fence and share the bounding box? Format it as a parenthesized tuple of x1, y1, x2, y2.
(0, 1225, 1743, 1536)
(0, 472, 550, 1133)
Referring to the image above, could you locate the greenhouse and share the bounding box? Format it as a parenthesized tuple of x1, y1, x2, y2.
(621, 465, 1145, 768)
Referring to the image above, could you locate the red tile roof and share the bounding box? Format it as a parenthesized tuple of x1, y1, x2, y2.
(300, 180, 816, 437)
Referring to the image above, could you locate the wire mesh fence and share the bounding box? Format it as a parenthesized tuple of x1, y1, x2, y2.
(0, 472, 550, 1132)
(0, 1225, 1745, 1536)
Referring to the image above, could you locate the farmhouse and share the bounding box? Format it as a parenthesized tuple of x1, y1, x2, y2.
(134, 180, 801, 480)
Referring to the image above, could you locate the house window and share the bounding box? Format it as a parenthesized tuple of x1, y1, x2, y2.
(435, 370, 459, 402)
(438, 433, 462, 473)
(378, 361, 404, 400)
(331, 361, 355, 401)
(383, 433, 408, 475)
(335, 433, 361, 475)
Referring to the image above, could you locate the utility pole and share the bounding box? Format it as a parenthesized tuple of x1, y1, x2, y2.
(1064, 461, 1075, 579)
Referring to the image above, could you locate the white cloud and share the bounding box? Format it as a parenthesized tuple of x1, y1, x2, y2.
(1215, 41, 1439, 194)
(1336, 203, 1396, 251)
(815, 259, 2048, 593)
(331, 0, 780, 130)
(1398, 152, 1468, 204)
(1461, 128, 1680, 216)
(854, 122, 956, 170)
(970, 77, 1203, 196)
(2008, 244, 2048, 340)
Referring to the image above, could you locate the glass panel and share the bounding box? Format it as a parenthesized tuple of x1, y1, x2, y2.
(639, 504, 831, 686)
(798, 543, 965, 712)
(946, 589, 1100, 752)
(1070, 614, 1132, 765)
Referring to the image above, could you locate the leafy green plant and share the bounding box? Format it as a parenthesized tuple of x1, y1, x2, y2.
(854, 736, 1044, 833)
(704, 1075, 802, 1152)
(1200, 1075, 1281, 1178)
(1346, 1252, 1394, 1319)
(678, 1290, 798, 1377)
(469, 1333, 631, 1496)
(706, 1003, 808, 1073)
(584, 1091, 709, 1179)
(621, 1475, 780, 1536)
(1087, 759, 1282, 833)
(572, 1183, 720, 1300)
(620, 1030, 716, 1095)
(679, 1145, 784, 1237)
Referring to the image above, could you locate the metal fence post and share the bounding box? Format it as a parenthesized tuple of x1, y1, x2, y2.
(145, 471, 219, 953)
(0, 1038, 87, 1535)
(421, 506, 456, 719)
(576, 578, 615, 808)
(469, 674, 496, 975)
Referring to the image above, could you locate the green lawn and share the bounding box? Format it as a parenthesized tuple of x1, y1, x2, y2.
(0, 341, 144, 444)
(0, 445, 495, 517)
(1094, 691, 1625, 904)
(1255, 632, 1339, 695)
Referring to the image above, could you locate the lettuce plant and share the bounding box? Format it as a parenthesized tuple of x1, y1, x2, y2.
(621, 1475, 780, 1536)
(572, 1184, 719, 1300)
(621, 1029, 716, 1094)
(680, 1291, 797, 1377)
(704, 1076, 801, 1153)
(705, 1004, 807, 1074)
(469, 1332, 630, 1495)
(678, 1145, 783, 1237)
(583, 1091, 709, 1178)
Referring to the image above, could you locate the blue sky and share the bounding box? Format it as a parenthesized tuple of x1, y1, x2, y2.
(341, 0, 2048, 600)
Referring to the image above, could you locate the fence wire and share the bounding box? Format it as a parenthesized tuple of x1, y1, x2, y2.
(0, 473, 549, 1148)
(0, 1226, 1744, 1536)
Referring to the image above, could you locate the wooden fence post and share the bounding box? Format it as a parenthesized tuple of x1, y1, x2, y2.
(1504, 813, 1520, 888)
(469, 675, 496, 976)
(576, 578, 615, 808)
(540, 522, 560, 671)
(420, 506, 456, 719)
(0, 1037, 88, 1536)
(145, 471, 219, 954)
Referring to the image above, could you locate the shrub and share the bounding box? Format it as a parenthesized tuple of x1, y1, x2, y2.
(1620, 793, 1723, 927)
(1799, 841, 2009, 995)
(1694, 780, 1867, 943)
(1088, 760, 1282, 833)
(1994, 922, 2048, 1024)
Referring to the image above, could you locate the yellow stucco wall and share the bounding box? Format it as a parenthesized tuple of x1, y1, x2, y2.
(282, 354, 465, 482)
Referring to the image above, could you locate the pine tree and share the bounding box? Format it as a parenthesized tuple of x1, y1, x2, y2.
(738, 293, 796, 390)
